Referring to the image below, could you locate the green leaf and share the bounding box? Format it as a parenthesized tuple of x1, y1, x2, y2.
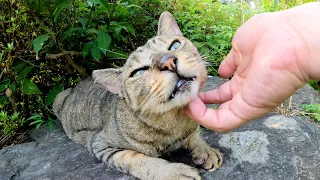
(115, 27, 122, 36)
(27, 114, 42, 121)
(86, 29, 99, 34)
(45, 85, 64, 106)
(33, 34, 49, 57)
(14, 61, 27, 73)
(47, 118, 56, 131)
(0, 95, 9, 105)
(18, 66, 33, 80)
(88, 0, 109, 10)
(29, 119, 44, 125)
(99, 0, 109, 10)
(115, 6, 129, 16)
(36, 122, 43, 129)
(0, 79, 10, 93)
(9, 82, 17, 92)
(53, 0, 71, 22)
(97, 31, 111, 55)
(91, 41, 102, 60)
(0, 50, 4, 61)
(22, 78, 41, 95)
(10, 112, 19, 121)
(82, 42, 93, 57)
(124, 24, 136, 36)
(88, 0, 102, 4)
(62, 27, 83, 39)
(78, 18, 88, 29)
(88, 0, 99, 3)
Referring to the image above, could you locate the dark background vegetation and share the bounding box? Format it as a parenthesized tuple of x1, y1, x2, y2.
(0, 0, 319, 147)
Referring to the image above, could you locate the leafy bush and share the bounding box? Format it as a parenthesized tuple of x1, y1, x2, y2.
(300, 104, 320, 121)
(0, 0, 162, 145)
(0, 111, 25, 136)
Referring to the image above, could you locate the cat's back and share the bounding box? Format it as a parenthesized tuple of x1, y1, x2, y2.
(53, 77, 118, 142)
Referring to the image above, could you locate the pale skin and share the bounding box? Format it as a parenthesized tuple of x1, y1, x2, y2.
(186, 2, 320, 132)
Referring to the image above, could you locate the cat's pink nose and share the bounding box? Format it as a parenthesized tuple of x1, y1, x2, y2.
(158, 54, 177, 72)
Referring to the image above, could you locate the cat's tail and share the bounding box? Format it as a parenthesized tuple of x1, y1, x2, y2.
(52, 88, 72, 120)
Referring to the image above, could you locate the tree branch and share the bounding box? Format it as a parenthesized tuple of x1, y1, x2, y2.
(45, 51, 82, 59)
(32, 13, 88, 77)
(65, 55, 88, 76)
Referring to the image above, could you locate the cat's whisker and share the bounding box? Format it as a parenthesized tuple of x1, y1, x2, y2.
(140, 98, 152, 116)
(139, 90, 159, 116)
(133, 88, 156, 116)
(138, 78, 166, 115)
(135, 91, 155, 116)
(194, 60, 219, 75)
(140, 95, 158, 116)
(136, 78, 164, 113)
(201, 60, 219, 72)
(200, 55, 210, 61)
(200, 50, 212, 59)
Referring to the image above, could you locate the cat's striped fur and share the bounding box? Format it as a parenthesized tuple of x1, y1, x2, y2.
(53, 12, 222, 180)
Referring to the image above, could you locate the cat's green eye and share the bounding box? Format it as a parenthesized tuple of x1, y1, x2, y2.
(133, 70, 145, 78)
(169, 41, 181, 51)
(130, 66, 149, 78)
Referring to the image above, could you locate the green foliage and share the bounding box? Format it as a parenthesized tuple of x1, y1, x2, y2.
(0, 111, 25, 136)
(300, 104, 320, 121)
(22, 79, 41, 95)
(308, 80, 320, 91)
(45, 85, 64, 106)
(27, 0, 155, 62)
(211, 105, 219, 109)
(0, 0, 159, 141)
(27, 114, 56, 131)
(33, 34, 50, 57)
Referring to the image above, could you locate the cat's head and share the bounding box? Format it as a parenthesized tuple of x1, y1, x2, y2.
(93, 12, 207, 114)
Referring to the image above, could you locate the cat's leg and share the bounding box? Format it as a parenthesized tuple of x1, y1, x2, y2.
(92, 134, 201, 180)
(184, 129, 223, 172)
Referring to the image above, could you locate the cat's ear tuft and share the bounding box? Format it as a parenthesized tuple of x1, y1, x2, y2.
(157, 11, 182, 36)
(92, 68, 123, 97)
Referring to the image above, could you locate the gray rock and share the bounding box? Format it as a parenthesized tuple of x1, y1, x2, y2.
(1, 77, 319, 180)
(218, 131, 270, 164)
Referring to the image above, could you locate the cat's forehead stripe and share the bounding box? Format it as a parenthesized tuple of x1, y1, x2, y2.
(125, 35, 176, 69)
(145, 42, 152, 49)
(156, 36, 167, 43)
(137, 48, 143, 52)
(130, 54, 140, 63)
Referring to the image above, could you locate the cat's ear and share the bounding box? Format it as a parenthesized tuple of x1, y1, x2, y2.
(92, 68, 123, 97)
(157, 11, 182, 36)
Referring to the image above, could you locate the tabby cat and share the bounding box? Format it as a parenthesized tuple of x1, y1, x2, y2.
(53, 12, 222, 180)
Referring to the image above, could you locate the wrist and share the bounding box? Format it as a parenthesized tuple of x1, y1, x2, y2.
(284, 2, 320, 80)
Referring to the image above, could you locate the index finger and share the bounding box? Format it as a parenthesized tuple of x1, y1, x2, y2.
(198, 80, 233, 104)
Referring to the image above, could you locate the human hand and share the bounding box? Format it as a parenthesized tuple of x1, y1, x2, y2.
(186, 4, 320, 132)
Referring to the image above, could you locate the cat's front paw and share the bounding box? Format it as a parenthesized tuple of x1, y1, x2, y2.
(192, 146, 223, 172)
(154, 163, 201, 180)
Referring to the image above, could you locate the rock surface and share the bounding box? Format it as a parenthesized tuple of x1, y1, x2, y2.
(1, 77, 320, 180)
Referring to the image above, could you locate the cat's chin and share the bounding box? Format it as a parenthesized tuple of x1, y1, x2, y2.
(148, 80, 200, 114)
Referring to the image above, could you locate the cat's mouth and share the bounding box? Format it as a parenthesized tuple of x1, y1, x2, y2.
(169, 76, 196, 100)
